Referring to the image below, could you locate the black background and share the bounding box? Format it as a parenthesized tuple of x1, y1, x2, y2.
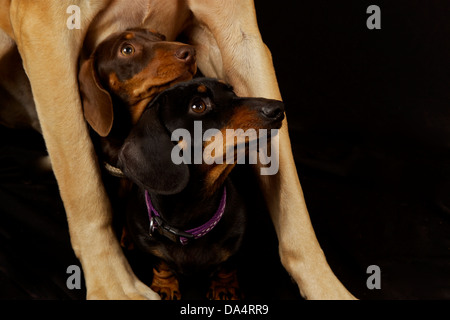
(0, 1, 449, 300)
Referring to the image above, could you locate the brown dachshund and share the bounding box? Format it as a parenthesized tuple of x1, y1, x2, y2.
(0, 1, 355, 299)
(79, 28, 196, 156)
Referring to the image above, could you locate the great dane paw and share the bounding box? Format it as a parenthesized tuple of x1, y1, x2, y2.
(82, 244, 161, 300)
(87, 278, 161, 300)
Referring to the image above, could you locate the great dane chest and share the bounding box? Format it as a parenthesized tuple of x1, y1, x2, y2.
(84, 0, 191, 53)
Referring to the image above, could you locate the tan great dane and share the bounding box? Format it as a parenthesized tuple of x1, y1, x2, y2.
(0, 0, 355, 299)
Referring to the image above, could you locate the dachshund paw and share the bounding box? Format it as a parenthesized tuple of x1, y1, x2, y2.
(151, 262, 181, 300)
(207, 269, 242, 300)
(151, 284, 181, 300)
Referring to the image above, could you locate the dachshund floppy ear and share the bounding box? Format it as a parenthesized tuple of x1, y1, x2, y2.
(118, 104, 190, 195)
(78, 58, 114, 137)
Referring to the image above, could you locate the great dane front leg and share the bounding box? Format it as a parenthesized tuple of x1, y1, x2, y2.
(9, 0, 158, 300)
(187, 0, 280, 99)
(187, 0, 355, 299)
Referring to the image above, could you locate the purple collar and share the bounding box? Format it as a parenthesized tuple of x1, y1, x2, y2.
(145, 187, 227, 245)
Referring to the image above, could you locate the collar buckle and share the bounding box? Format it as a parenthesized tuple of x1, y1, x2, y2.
(146, 187, 226, 246)
(149, 216, 194, 244)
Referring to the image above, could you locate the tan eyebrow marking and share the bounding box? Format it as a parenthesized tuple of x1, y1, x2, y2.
(124, 33, 135, 40)
(197, 85, 207, 93)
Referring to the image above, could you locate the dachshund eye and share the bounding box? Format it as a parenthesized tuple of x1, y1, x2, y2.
(120, 44, 135, 56)
(190, 98, 207, 114)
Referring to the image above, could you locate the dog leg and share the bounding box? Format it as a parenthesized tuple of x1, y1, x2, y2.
(8, 1, 158, 300)
(151, 261, 181, 300)
(187, 0, 355, 299)
(207, 268, 241, 300)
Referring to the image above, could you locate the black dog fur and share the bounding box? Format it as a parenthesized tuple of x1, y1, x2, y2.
(100, 78, 284, 298)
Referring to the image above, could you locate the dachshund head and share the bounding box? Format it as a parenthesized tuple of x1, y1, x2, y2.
(118, 78, 285, 195)
(79, 28, 197, 137)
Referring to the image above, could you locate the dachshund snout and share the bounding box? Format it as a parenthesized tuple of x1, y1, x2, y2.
(261, 101, 285, 122)
(175, 46, 196, 64)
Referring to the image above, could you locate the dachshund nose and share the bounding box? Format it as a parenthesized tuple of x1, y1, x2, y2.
(175, 46, 196, 63)
(261, 102, 284, 121)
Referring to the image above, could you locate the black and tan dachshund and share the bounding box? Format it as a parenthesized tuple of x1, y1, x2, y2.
(114, 78, 284, 300)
